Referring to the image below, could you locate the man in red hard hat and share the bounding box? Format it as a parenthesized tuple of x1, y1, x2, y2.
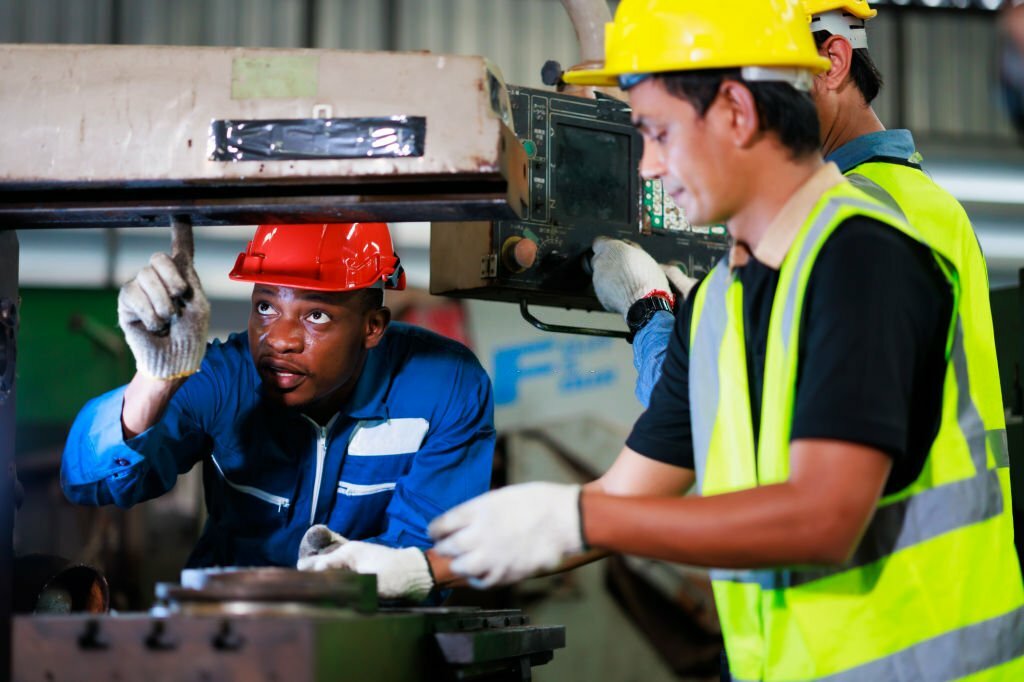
(62, 222, 494, 602)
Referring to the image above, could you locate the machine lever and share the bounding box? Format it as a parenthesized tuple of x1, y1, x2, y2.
(519, 299, 628, 339)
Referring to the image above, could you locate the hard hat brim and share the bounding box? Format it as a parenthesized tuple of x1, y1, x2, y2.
(563, 65, 620, 87)
(804, 1, 877, 21)
(564, 58, 832, 88)
(228, 270, 403, 292)
(826, 6, 876, 20)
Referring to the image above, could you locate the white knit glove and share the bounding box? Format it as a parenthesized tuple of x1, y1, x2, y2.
(297, 524, 348, 560)
(117, 219, 210, 380)
(662, 263, 698, 300)
(591, 237, 672, 319)
(429, 482, 584, 589)
(297, 540, 434, 601)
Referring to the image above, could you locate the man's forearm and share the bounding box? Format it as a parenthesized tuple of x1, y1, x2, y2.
(582, 483, 860, 569)
(425, 549, 463, 588)
(121, 372, 187, 439)
(581, 439, 889, 569)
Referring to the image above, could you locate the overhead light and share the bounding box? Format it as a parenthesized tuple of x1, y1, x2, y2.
(928, 172, 1024, 206)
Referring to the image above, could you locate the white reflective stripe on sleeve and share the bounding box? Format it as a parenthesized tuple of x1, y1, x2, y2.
(337, 481, 397, 497)
(347, 418, 429, 456)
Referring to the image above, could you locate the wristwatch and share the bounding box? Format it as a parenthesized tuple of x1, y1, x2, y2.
(626, 294, 673, 344)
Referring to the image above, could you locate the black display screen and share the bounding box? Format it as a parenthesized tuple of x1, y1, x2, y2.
(551, 122, 632, 226)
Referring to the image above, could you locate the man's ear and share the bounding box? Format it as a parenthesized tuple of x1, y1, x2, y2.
(818, 34, 854, 91)
(717, 80, 761, 149)
(364, 306, 391, 349)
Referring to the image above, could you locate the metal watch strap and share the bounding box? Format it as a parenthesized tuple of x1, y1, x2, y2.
(625, 295, 673, 344)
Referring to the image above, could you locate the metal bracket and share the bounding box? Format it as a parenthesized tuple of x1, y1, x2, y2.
(519, 299, 628, 339)
(480, 254, 498, 279)
(0, 298, 17, 405)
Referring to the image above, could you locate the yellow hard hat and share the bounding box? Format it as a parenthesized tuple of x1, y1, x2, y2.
(563, 0, 832, 88)
(803, 0, 877, 21)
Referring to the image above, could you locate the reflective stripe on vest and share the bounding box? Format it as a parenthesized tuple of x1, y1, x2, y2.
(688, 179, 1024, 681)
(724, 605, 1024, 682)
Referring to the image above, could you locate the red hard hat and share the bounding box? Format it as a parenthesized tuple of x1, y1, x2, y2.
(229, 223, 406, 292)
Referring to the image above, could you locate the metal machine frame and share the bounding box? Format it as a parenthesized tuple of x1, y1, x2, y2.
(0, 44, 527, 228)
(0, 41, 541, 679)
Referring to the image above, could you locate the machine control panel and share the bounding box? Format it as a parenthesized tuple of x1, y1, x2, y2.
(431, 85, 731, 312)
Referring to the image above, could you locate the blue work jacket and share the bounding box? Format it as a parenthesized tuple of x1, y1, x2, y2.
(61, 323, 495, 568)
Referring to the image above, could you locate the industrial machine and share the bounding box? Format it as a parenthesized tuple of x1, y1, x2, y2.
(0, 4, 724, 675)
(430, 84, 731, 332)
(0, 44, 527, 227)
(14, 568, 565, 681)
(0, 42, 558, 680)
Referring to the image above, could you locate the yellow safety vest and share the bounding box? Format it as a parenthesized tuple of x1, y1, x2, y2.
(688, 179, 1024, 681)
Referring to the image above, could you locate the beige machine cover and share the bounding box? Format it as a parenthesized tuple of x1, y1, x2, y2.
(0, 44, 526, 226)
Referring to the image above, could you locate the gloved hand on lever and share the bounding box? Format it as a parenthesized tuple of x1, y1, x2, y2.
(591, 238, 697, 318)
(117, 219, 210, 380)
(296, 525, 435, 601)
(661, 262, 698, 300)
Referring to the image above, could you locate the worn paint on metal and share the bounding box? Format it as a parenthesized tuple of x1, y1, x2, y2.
(231, 55, 319, 100)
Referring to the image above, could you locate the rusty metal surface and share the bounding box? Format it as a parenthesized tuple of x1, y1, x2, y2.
(155, 567, 378, 614)
(13, 606, 566, 681)
(14, 611, 421, 681)
(0, 45, 512, 183)
(0, 44, 528, 227)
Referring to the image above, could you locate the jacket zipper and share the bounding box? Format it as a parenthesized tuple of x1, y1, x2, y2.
(303, 414, 339, 526)
(337, 481, 397, 496)
(210, 455, 291, 512)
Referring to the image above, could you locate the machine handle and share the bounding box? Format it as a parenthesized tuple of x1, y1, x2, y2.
(519, 299, 628, 339)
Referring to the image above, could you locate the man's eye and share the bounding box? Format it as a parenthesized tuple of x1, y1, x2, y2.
(307, 310, 331, 325)
(255, 301, 275, 315)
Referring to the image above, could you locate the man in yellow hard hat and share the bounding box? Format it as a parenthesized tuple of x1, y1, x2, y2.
(429, 1, 1024, 679)
(593, 0, 1006, 413)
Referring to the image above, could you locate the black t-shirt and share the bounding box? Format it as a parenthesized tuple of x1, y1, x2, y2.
(626, 216, 954, 496)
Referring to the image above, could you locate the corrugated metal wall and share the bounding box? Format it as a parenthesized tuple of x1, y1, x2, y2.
(5, 1, 1023, 291)
(1, 1, 1012, 138)
(869, 10, 1016, 140)
(0, 0, 581, 88)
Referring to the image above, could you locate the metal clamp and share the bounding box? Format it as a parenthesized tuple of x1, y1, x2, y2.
(519, 299, 628, 339)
